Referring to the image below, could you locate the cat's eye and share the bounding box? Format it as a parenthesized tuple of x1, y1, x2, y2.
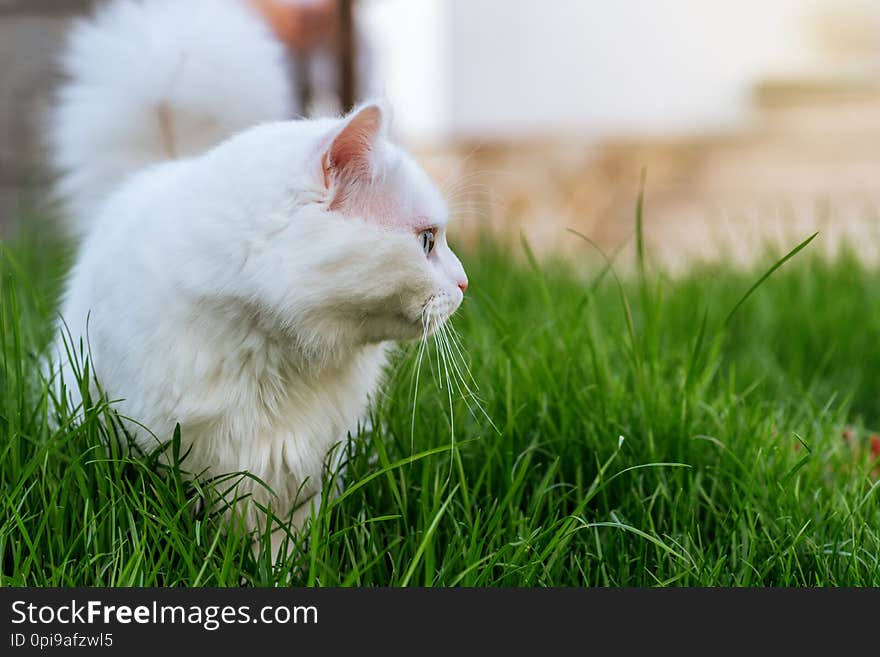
(419, 229, 435, 255)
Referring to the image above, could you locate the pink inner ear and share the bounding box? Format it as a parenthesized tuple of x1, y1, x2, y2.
(325, 105, 383, 189)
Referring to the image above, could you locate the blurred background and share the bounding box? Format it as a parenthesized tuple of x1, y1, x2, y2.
(3, 0, 880, 270)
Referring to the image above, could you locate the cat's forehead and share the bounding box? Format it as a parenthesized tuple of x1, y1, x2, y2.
(392, 188, 448, 230)
(371, 148, 448, 231)
(364, 193, 447, 233)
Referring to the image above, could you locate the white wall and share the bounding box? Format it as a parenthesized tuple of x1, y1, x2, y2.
(364, 0, 878, 142)
(359, 0, 451, 143)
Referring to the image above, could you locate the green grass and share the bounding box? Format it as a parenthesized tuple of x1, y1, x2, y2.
(2, 210, 880, 587)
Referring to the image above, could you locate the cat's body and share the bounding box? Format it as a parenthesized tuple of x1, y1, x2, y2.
(60, 128, 392, 531)
(49, 0, 467, 548)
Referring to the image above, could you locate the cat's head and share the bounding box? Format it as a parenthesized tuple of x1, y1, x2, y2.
(223, 103, 468, 353)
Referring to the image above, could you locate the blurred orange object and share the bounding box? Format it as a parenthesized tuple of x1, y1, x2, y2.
(249, 0, 338, 51)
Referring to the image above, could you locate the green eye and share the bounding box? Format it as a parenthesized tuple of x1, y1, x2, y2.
(420, 230, 435, 255)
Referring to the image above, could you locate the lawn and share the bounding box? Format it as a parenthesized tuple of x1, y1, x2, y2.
(2, 207, 880, 586)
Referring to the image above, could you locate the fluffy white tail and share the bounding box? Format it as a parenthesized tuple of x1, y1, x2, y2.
(49, 0, 292, 237)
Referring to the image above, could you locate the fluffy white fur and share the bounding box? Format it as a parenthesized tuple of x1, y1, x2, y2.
(49, 0, 467, 552)
(50, 0, 292, 238)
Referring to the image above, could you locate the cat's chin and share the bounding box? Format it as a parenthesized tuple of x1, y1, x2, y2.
(419, 293, 460, 337)
(398, 317, 446, 342)
(364, 295, 459, 343)
(357, 310, 436, 344)
(376, 314, 452, 343)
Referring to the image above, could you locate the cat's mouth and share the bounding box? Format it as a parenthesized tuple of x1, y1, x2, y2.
(419, 293, 459, 335)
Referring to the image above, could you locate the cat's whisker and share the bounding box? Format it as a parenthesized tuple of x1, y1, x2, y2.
(444, 191, 495, 212)
(444, 183, 496, 200)
(408, 309, 432, 446)
(449, 209, 496, 222)
(447, 350, 485, 410)
(434, 324, 459, 388)
(448, 167, 521, 180)
(437, 323, 470, 396)
(446, 199, 508, 220)
(432, 322, 457, 463)
(445, 194, 501, 213)
(445, 189, 496, 204)
(445, 324, 495, 428)
(439, 143, 482, 179)
(441, 167, 520, 197)
(441, 175, 517, 210)
(432, 316, 444, 390)
(438, 147, 488, 196)
(437, 320, 497, 434)
(446, 202, 501, 216)
(444, 322, 482, 391)
(441, 326, 485, 426)
(446, 192, 505, 207)
(409, 317, 430, 457)
(446, 197, 497, 209)
(418, 313, 441, 388)
(446, 193, 502, 206)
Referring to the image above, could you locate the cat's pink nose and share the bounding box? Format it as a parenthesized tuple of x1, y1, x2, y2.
(458, 280, 468, 294)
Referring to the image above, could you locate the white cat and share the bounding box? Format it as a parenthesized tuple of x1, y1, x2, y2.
(48, 0, 467, 553)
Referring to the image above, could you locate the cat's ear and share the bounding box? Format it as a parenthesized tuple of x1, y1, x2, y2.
(321, 102, 388, 202)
